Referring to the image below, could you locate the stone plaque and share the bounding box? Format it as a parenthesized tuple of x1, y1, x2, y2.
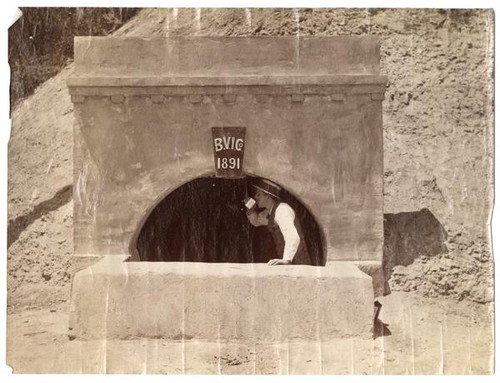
(211, 126, 246, 178)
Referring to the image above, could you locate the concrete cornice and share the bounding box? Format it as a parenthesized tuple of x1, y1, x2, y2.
(67, 75, 387, 99)
(68, 75, 387, 88)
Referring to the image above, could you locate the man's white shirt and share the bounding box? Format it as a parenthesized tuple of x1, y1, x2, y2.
(273, 203, 300, 262)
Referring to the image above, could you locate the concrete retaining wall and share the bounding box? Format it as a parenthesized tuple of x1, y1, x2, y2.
(69, 256, 374, 340)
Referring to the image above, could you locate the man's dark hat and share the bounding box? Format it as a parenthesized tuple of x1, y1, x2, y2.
(252, 179, 282, 199)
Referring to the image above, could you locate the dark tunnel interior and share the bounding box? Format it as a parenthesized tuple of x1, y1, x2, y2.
(135, 175, 325, 265)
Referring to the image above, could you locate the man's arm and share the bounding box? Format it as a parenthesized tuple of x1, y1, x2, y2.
(267, 204, 300, 265)
(246, 210, 268, 227)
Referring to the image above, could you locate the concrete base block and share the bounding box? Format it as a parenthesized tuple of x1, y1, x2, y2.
(69, 256, 374, 341)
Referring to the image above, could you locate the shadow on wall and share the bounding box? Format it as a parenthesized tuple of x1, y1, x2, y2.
(383, 208, 448, 292)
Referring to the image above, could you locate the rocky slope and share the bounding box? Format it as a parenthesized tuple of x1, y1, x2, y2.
(7, 8, 494, 307)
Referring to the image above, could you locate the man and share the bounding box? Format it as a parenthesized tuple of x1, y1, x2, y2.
(246, 178, 311, 265)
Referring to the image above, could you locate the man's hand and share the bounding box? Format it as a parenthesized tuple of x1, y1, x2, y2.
(267, 259, 291, 266)
(246, 210, 268, 227)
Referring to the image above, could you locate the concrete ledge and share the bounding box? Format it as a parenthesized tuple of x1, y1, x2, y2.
(69, 256, 374, 341)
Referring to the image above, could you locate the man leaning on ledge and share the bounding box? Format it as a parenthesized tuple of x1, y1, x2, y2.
(245, 179, 312, 266)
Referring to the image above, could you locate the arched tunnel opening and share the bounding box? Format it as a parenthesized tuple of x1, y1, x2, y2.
(135, 175, 325, 265)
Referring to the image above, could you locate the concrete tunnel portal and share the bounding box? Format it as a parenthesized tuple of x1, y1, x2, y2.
(69, 36, 385, 340)
(135, 175, 325, 265)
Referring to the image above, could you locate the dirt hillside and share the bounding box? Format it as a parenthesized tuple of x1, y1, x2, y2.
(7, 8, 494, 308)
